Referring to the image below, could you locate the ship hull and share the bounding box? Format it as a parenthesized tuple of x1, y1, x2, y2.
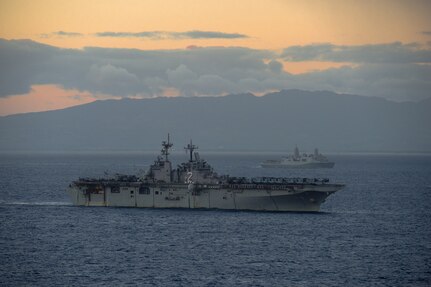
(68, 182, 343, 212)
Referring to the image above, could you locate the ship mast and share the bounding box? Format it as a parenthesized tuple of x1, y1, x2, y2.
(294, 145, 300, 158)
(161, 133, 173, 161)
(184, 139, 198, 162)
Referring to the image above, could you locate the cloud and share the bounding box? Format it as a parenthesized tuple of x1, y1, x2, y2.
(95, 31, 162, 38)
(282, 42, 431, 63)
(87, 64, 144, 95)
(1, 38, 430, 101)
(0, 39, 273, 98)
(94, 30, 248, 39)
(54, 31, 83, 37)
(285, 63, 431, 101)
(422, 31, 431, 36)
(267, 60, 283, 74)
(40, 31, 83, 38)
(39, 30, 248, 40)
(178, 31, 248, 39)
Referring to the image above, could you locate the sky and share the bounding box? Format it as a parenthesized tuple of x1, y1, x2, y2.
(0, 0, 431, 115)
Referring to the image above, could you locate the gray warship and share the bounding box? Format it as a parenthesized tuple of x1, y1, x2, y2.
(261, 146, 335, 168)
(68, 136, 344, 212)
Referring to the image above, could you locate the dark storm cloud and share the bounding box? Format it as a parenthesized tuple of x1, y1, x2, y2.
(94, 30, 248, 39)
(282, 42, 431, 63)
(1, 39, 430, 101)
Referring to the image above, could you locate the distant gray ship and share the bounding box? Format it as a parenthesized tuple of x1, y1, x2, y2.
(261, 146, 335, 168)
(68, 136, 343, 212)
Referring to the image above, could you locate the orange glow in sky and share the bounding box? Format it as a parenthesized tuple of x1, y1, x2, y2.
(1, 0, 430, 50)
(0, 85, 97, 116)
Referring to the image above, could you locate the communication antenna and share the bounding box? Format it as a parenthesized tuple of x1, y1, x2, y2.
(161, 133, 173, 161)
(184, 139, 198, 162)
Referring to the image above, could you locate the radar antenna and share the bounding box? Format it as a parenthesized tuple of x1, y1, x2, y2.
(184, 139, 198, 162)
(161, 133, 173, 161)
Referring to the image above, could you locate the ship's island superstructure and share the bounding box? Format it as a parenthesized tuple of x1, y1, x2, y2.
(261, 146, 335, 168)
(68, 136, 344, 212)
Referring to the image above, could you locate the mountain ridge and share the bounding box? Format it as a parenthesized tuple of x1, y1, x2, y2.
(0, 89, 430, 152)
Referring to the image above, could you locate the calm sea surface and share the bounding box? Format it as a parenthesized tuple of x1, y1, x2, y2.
(0, 153, 430, 286)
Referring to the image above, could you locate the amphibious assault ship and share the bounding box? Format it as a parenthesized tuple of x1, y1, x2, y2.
(261, 146, 335, 168)
(68, 136, 344, 212)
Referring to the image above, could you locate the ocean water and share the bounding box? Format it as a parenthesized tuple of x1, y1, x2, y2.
(0, 153, 430, 286)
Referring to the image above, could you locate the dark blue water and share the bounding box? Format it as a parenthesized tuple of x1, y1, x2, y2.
(1, 153, 430, 286)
